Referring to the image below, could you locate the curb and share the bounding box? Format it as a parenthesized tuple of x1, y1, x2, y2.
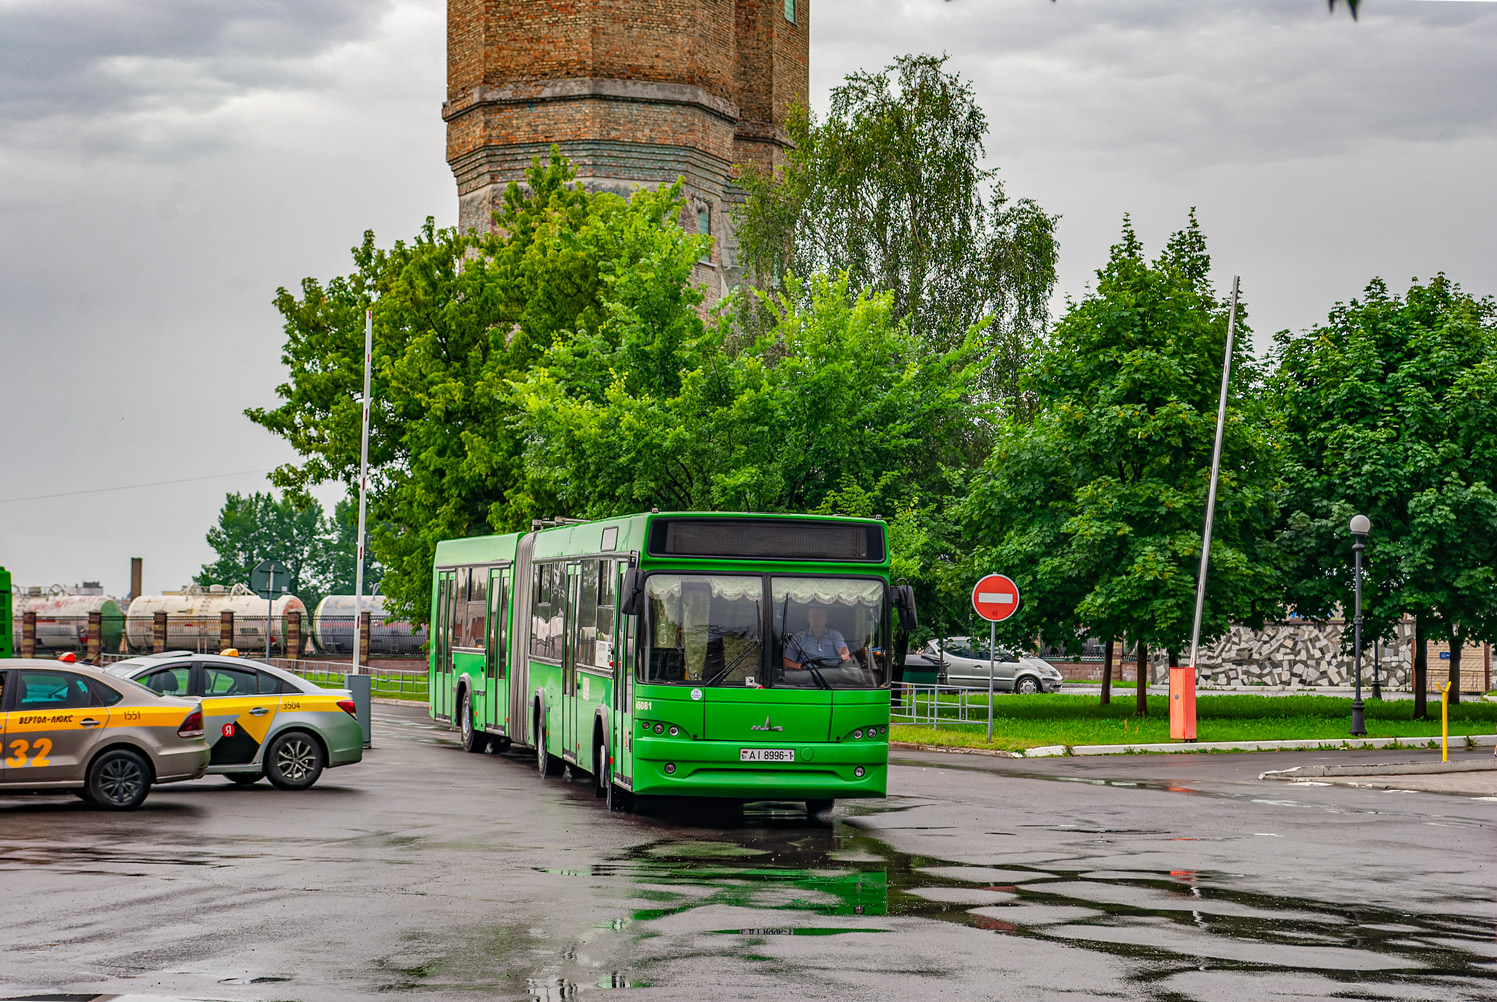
(891, 733, 1497, 758)
(1261, 759, 1497, 780)
(890, 741, 1022, 758)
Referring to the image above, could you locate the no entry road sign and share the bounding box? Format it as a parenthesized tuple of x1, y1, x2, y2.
(972, 574, 1020, 622)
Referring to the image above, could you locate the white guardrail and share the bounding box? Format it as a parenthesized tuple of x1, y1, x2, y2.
(891, 683, 1006, 729)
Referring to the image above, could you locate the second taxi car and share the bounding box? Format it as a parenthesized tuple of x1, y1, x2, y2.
(106, 651, 363, 790)
(1, 658, 209, 810)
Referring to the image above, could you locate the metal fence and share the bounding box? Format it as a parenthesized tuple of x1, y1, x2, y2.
(267, 658, 428, 700)
(891, 684, 1001, 729)
(95, 652, 429, 701)
(14, 614, 425, 661)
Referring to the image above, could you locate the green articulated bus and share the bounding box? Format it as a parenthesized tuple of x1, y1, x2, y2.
(428, 512, 918, 812)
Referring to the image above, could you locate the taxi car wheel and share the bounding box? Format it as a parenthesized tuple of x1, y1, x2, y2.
(227, 773, 263, 786)
(265, 731, 325, 791)
(1015, 676, 1041, 695)
(87, 748, 151, 811)
(461, 696, 487, 754)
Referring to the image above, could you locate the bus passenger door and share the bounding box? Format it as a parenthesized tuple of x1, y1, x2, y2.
(562, 562, 581, 763)
(488, 567, 510, 735)
(433, 570, 454, 722)
(615, 573, 635, 786)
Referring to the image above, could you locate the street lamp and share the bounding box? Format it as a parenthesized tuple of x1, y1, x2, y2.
(1349, 513, 1371, 737)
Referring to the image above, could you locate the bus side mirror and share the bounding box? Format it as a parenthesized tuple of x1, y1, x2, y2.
(894, 584, 918, 631)
(620, 569, 646, 616)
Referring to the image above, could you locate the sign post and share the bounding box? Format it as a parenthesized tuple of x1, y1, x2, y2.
(972, 574, 1021, 743)
(251, 559, 290, 661)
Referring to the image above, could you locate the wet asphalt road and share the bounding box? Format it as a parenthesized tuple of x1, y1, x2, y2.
(2, 702, 1494, 1002)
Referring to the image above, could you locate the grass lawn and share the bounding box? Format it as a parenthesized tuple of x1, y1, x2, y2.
(891, 692, 1497, 753)
(301, 670, 429, 702)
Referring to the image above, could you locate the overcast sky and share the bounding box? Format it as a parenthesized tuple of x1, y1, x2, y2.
(2, 0, 1494, 597)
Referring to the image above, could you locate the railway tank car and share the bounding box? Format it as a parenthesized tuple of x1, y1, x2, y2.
(311, 594, 427, 656)
(125, 583, 307, 654)
(11, 585, 125, 652)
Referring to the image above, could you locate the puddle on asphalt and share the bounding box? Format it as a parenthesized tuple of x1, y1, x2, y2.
(556, 800, 1497, 996)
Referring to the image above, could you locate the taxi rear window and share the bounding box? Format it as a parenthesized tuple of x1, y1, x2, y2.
(87, 679, 125, 705)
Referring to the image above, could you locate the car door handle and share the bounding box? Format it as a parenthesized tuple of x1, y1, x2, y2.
(249, 707, 269, 716)
(80, 718, 103, 728)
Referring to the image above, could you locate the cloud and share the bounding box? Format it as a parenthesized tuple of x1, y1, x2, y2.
(812, 1, 1497, 169)
(0, 0, 394, 161)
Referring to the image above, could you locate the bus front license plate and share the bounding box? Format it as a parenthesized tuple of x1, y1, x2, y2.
(740, 748, 795, 763)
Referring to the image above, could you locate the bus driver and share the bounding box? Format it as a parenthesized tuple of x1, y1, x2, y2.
(783, 607, 851, 670)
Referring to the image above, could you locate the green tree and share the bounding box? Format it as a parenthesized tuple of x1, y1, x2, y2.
(308, 497, 383, 599)
(249, 152, 710, 622)
(196, 491, 330, 609)
(513, 273, 978, 518)
(962, 214, 1283, 714)
(1272, 275, 1497, 711)
(734, 53, 1058, 412)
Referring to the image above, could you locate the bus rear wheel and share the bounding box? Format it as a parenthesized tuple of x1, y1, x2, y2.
(535, 724, 552, 779)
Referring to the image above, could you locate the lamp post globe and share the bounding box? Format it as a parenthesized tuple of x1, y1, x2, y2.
(1348, 513, 1371, 737)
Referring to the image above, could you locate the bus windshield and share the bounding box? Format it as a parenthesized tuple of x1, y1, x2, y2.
(638, 573, 888, 689)
(641, 574, 764, 686)
(773, 577, 885, 689)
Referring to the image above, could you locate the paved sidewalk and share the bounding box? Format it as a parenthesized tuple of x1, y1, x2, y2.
(1260, 756, 1497, 798)
(1061, 684, 1495, 701)
(892, 732, 1497, 759)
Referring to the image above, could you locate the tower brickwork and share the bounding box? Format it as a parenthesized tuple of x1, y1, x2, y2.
(444, 0, 809, 298)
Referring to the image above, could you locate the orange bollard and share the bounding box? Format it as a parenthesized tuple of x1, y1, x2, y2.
(1170, 665, 1197, 741)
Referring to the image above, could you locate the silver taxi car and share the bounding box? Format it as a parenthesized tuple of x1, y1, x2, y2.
(0, 658, 209, 810)
(105, 651, 363, 790)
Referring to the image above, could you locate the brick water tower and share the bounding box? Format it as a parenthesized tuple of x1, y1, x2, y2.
(443, 0, 809, 299)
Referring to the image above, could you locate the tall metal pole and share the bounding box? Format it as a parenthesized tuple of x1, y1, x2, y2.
(1188, 276, 1240, 671)
(1350, 531, 1367, 736)
(1371, 636, 1382, 700)
(266, 566, 274, 661)
(987, 620, 996, 743)
(352, 308, 372, 676)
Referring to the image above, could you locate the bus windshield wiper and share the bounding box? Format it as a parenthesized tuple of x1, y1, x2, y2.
(703, 644, 760, 686)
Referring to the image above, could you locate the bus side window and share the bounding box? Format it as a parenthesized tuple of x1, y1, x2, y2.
(575, 560, 598, 668)
(468, 567, 487, 652)
(595, 561, 617, 670)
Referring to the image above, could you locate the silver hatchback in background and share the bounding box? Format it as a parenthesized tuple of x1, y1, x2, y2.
(920, 637, 1064, 693)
